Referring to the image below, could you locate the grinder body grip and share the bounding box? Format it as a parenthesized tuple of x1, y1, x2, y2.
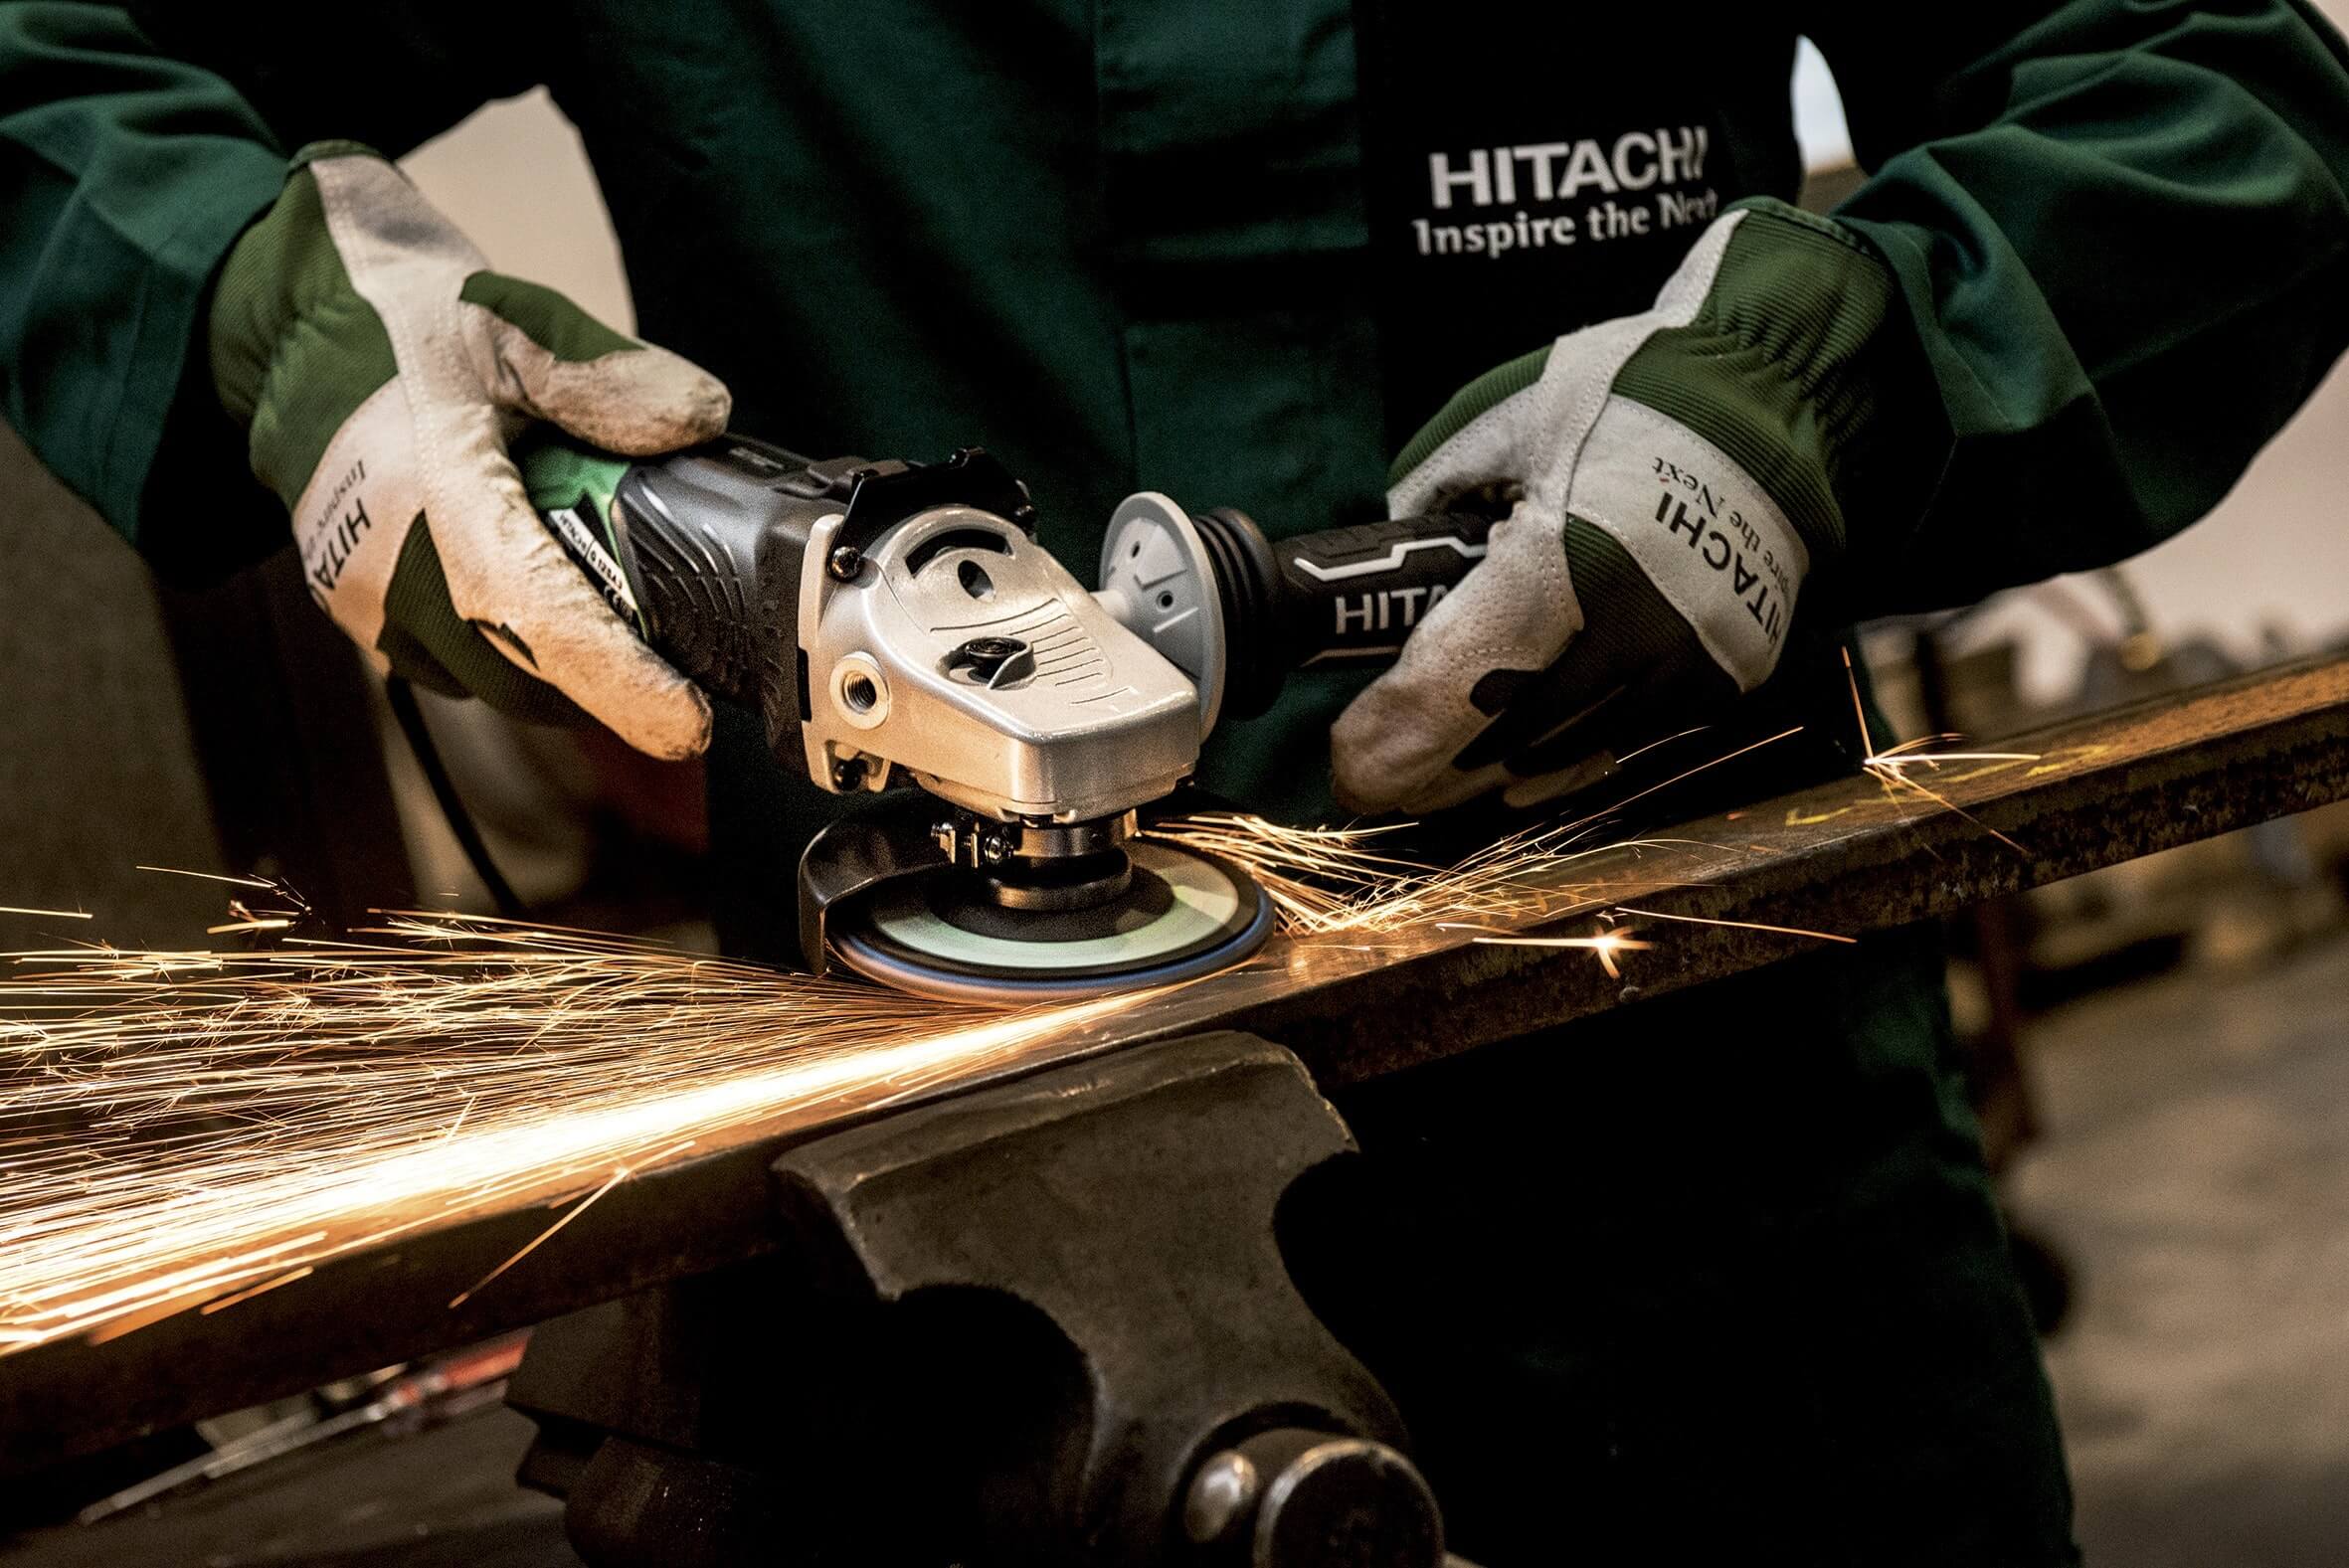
(524, 435, 841, 755)
(527, 436, 1048, 778)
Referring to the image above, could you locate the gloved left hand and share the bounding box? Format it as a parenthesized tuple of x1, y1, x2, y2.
(1332, 201, 1930, 814)
(209, 140, 731, 760)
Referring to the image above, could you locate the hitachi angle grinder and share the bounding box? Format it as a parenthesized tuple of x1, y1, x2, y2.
(523, 436, 1492, 1004)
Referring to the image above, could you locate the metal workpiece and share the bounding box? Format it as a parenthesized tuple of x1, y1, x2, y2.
(516, 1033, 1437, 1568)
(6, 654, 2345, 1474)
(807, 501, 1203, 823)
(1218, 651, 2349, 1086)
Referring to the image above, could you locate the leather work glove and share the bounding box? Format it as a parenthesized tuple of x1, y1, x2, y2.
(209, 141, 731, 759)
(1332, 201, 1929, 815)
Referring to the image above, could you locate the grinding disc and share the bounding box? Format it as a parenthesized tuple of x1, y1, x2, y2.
(828, 841, 1272, 1003)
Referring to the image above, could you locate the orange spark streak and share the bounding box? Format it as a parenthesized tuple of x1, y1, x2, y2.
(1841, 645, 2038, 851)
(1564, 726, 1806, 828)
(1842, 646, 1877, 758)
(1605, 905, 1857, 945)
(1469, 929, 1655, 980)
(1870, 768, 2032, 854)
(1614, 724, 1713, 765)
(200, 1266, 314, 1315)
(449, 1139, 694, 1309)
(133, 867, 281, 890)
(0, 908, 92, 921)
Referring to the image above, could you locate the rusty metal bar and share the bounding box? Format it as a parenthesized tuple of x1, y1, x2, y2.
(5, 653, 2345, 1472)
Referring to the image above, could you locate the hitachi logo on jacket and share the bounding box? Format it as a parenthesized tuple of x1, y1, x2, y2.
(1428, 128, 1711, 209)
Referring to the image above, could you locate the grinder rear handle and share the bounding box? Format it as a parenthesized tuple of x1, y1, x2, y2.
(1096, 495, 1496, 731)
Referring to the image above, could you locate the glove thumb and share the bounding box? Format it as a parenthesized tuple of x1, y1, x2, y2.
(1329, 496, 1584, 815)
(461, 271, 732, 455)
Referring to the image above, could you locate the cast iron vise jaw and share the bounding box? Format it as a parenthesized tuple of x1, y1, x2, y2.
(511, 1032, 1452, 1567)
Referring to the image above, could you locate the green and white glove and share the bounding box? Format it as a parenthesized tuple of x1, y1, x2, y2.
(1331, 201, 1927, 815)
(209, 141, 731, 759)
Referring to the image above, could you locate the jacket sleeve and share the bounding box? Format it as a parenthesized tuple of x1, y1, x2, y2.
(1804, 0, 2349, 612)
(0, 3, 531, 581)
(0, 3, 289, 574)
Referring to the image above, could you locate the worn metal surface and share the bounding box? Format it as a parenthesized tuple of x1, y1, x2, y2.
(1237, 654, 2349, 1087)
(5, 654, 2345, 1473)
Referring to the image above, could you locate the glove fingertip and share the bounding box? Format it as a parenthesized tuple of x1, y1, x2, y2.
(632, 683, 714, 762)
(576, 656, 711, 761)
(561, 350, 734, 457)
(581, 639, 714, 761)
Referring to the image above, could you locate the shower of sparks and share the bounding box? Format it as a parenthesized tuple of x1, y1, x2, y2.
(1148, 812, 1708, 948)
(0, 910, 1145, 1353)
(0, 676, 2034, 1356)
(0, 816, 1687, 1353)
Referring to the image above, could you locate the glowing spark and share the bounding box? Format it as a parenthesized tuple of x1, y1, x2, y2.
(1868, 768, 2031, 853)
(133, 867, 280, 890)
(0, 908, 91, 921)
(199, 1267, 313, 1315)
(1564, 726, 1806, 828)
(1613, 724, 1713, 765)
(1470, 928, 1654, 980)
(1604, 905, 1857, 946)
(450, 1138, 693, 1309)
(1842, 646, 1877, 758)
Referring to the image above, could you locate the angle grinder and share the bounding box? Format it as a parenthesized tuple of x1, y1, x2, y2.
(523, 435, 1492, 1002)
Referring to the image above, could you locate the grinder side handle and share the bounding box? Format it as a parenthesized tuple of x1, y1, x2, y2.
(1102, 499, 1496, 727)
(1248, 509, 1496, 669)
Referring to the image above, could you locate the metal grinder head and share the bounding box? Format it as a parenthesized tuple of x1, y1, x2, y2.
(803, 803, 1272, 1004)
(530, 437, 1276, 1000)
(774, 457, 1269, 1000)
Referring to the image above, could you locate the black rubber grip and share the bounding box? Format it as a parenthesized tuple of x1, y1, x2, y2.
(531, 435, 834, 753)
(1194, 508, 1495, 719)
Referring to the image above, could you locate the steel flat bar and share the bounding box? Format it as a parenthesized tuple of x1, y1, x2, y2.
(5, 653, 2344, 1472)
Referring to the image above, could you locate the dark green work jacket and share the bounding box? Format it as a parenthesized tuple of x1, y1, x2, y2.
(6, 3, 2347, 1562)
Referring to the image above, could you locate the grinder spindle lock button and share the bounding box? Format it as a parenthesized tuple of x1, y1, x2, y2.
(946, 635, 1034, 687)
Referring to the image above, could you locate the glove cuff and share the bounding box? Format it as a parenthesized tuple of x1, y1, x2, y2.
(209, 143, 397, 408)
(288, 139, 386, 171)
(208, 149, 400, 502)
(1611, 199, 1946, 576)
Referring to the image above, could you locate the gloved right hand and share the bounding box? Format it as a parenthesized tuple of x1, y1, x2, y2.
(209, 141, 731, 760)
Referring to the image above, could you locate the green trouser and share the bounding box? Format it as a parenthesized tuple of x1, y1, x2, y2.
(1296, 924, 2074, 1566)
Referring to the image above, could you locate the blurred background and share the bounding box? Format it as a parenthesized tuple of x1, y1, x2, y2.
(2, 28, 2346, 1568)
